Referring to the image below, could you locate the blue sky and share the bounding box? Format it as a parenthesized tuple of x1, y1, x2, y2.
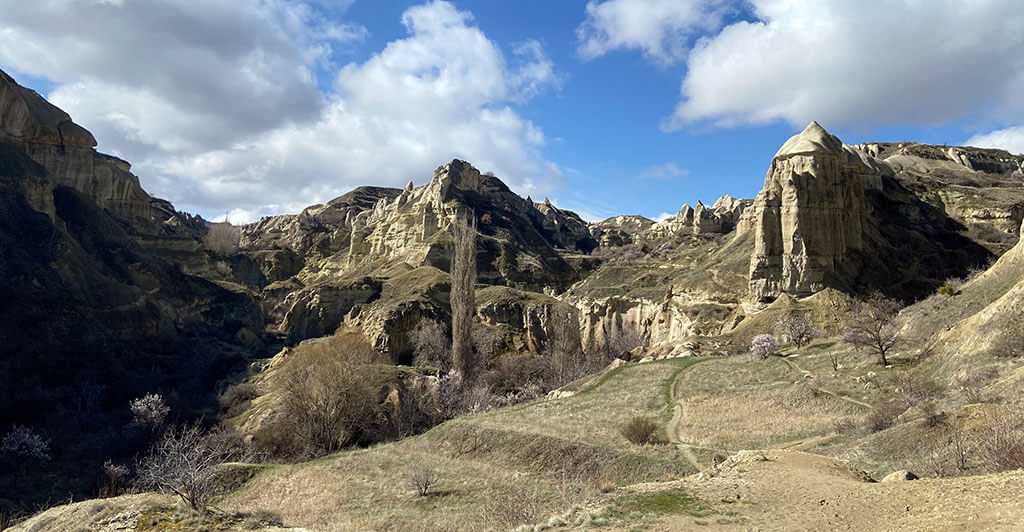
(2, 0, 1023, 223)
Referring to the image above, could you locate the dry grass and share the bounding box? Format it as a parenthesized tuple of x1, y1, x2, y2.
(673, 357, 864, 450)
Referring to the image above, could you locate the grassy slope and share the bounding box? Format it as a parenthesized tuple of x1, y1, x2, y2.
(218, 358, 701, 531)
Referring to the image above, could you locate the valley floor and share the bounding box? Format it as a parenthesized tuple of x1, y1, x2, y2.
(11, 350, 1024, 531)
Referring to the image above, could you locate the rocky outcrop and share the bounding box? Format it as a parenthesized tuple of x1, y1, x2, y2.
(589, 215, 655, 246)
(649, 195, 752, 237)
(748, 122, 881, 301)
(1, 69, 198, 236)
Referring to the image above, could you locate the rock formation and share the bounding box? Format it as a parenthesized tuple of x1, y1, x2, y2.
(748, 121, 878, 301)
(649, 195, 752, 237)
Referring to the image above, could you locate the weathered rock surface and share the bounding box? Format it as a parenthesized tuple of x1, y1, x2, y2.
(649, 195, 752, 238)
(749, 121, 875, 301)
(589, 215, 656, 246)
(748, 122, 1024, 302)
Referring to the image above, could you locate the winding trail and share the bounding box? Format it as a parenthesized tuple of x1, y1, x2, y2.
(664, 361, 729, 471)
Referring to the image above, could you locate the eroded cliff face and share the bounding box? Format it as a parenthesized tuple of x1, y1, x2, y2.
(648, 195, 753, 238)
(746, 122, 1024, 302)
(748, 122, 878, 301)
(1, 70, 191, 235)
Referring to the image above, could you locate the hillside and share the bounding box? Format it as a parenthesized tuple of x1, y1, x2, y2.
(4, 65, 1024, 532)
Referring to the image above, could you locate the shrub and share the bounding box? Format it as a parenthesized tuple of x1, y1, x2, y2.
(409, 466, 437, 497)
(749, 334, 778, 360)
(620, 416, 658, 445)
(0, 425, 50, 461)
(977, 410, 1024, 473)
(218, 382, 258, 419)
(253, 331, 413, 459)
(136, 424, 248, 514)
(863, 401, 905, 433)
(101, 460, 130, 497)
(130, 393, 170, 433)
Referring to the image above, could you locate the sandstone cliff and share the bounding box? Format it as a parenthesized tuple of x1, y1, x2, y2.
(748, 121, 1023, 302)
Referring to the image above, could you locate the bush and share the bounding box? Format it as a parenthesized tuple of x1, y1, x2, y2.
(749, 334, 778, 360)
(218, 382, 258, 419)
(620, 416, 658, 445)
(0, 425, 50, 461)
(136, 424, 249, 514)
(409, 466, 436, 497)
(977, 410, 1024, 473)
(253, 331, 435, 459)
(863, 401, 905, 433)
(130, 393, 170, 433)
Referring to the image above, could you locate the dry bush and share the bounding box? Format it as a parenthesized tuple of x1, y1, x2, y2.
(955, 368, 997, 404)
(410, 319, 450, 372)
(203, 223, 241, 255)
(409, 466, 436, 497)
(619, 416, 658, 445)
(218, 382, 258, 419)
(254, 332, 407, 460)
(889, 372, 944, 426)
(136, 424, 250, 514)
(977, 410, 1024, 473)
(863, 401, 906, 433)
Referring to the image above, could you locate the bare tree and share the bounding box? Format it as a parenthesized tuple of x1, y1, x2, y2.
(545, 303, 590, 386)
(409, 466, 437, 497)
(776, 312, 820, 349)
(260, 333, 387, 458)
(410, 319, 451, 371)
(202, 222, 241, 255)
(450, 213, 477, 381)
(130, 393, 170, 436)
(136, 424, 245, 514)
(843, 292, 903, 366)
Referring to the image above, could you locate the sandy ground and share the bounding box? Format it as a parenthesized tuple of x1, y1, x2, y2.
(617, 450, 1024, 531)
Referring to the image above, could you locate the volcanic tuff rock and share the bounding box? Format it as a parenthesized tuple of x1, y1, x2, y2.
(0, 70, 265, 506)
(589, 215, 656, 246)
(748, 121, 875, 301)
(1, 70, 193, 235)
(748, 121, 1024, 302)
(649, 194, 753, 237)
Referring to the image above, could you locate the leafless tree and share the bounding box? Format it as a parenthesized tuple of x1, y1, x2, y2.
(409, 466, 437, 496)
(410, 319, 451, 371)
(136, 424, 246, 514)
(450, 213, 477, 381)
(545, 303, 589, 386)
(202, 222, 241, 255)
(262, 334, 386, 458)
(776, 312, 820, 349)
(843, 292, 903, 366)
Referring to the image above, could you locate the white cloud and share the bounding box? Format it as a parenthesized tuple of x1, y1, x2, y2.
(0, 0, 561, 222)
(635, 162, 688, 180)
(664, 0, 1024, 130)
(653, 212, 673, 223)
(577, 0, 730, 63)
(965, 127, 1024, 156)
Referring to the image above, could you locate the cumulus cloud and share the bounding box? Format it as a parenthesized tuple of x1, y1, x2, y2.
(664, 0, 1024, 130)
(0, 0, 561, 221)
(577, 0, 730, 63)
(965, 127, 1024, 157)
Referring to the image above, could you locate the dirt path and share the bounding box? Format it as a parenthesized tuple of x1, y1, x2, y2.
(665, 363, 729, 470)
(780, 356, 873, 409)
